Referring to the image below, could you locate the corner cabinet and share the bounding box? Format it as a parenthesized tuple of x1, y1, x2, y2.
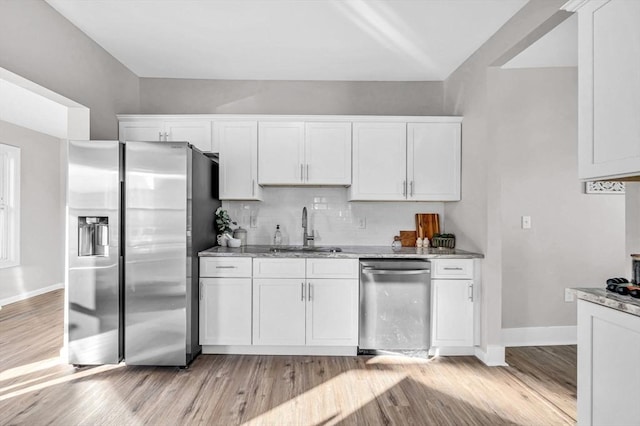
(350, 119, 461, 201)
(430, 259, 476, 354)
(216, 121, 261, 200)
(258, 121, 352, 186)
(567, 0, 640, 180)
(118, 117, 213, 153)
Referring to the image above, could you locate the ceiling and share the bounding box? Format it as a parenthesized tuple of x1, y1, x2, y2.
(45, 0, 528, 82)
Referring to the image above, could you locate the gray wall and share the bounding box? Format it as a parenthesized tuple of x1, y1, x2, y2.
(0, 0, 139, 139)
(495, 67, 625, 329)
(140, 79, 444, 115)
(443, 0, 583, 352)
(0, 121, 64, 303)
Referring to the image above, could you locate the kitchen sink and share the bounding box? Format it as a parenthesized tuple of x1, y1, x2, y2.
(269, 246, 342, 253)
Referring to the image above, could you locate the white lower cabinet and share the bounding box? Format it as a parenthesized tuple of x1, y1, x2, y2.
(253, 279, 307, 345)
(577, 300, 640, 426)
(430, 259, 475, 352)
(431, 279, 474, 347)
(252, 258, 359, 347)
(306, 279, 358, 346)
(200, 278, 252, 345)
(200, 256, 358, 354)
(199, 257, 253, 345)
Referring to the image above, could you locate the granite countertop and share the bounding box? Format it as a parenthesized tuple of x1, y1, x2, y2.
(574, 288, 640, 317)
(199, 245, 484, 259)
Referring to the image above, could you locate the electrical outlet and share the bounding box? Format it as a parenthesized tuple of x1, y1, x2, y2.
(564, 287, 576, 302)
(250, 216, 257, 228)
(521, 215, 532, 229)
(358, 217, 366, 229)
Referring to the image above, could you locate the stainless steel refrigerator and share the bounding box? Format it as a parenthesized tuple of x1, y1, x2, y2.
(66, 140, 220, 366)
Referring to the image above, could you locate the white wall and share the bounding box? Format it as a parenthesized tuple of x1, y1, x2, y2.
(0, 121, 64, 304)
(224, 188, 445, 246)
(495, 67, 626, 329)
(0, 0, 139, 139)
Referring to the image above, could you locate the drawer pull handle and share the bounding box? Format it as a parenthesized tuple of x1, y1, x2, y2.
(215, 266, 237, 269)
(443, 267, 463, 271)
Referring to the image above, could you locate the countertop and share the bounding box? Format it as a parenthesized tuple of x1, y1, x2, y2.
(198, 245, 484, 259)
(574, 288, 640, 317)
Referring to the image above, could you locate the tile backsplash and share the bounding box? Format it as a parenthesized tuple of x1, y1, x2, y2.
(222, 187, 445, 246)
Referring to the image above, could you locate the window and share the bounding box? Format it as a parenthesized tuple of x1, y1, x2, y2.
(0, 143, 20, 268)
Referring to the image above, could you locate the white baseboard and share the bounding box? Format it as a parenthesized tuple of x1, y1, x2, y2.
(502, 326, 577, 347)
(0, 283, 64, 307)
(474, 345, 507, 366)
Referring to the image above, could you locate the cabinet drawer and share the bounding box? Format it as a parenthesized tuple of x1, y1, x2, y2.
(431, 259, 473, 279)
(306, 258, 359, 279)
(253, 258, 306, 278)
(200, 257, 252, 277)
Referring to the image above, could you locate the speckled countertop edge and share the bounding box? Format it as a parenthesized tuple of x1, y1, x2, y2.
(199, 245, 484, 259)
(574, 288, 640, 317)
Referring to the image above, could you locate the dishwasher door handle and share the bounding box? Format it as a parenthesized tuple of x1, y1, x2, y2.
(362, 268, 430, 275)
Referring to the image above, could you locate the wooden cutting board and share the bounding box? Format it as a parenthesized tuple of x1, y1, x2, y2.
(416, 213, 440, 239)
(399, 230, 417, 247)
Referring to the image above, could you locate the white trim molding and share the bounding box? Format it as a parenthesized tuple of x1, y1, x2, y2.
(0, 283, 64, 308)
(502, 326, 577, 347)
(474, 345, 507, 366)
(0, 143, 20, 269)
(585, 181, 625, 194)
(561, 0, 592, 12)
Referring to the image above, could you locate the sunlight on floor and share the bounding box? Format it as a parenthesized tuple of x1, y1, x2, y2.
(242, 367, 407, 425)
(0, 357, 62, 382)
(0, 362, 124, 402)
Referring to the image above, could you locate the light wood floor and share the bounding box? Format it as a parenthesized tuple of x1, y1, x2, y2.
(0, 290, 576, 425)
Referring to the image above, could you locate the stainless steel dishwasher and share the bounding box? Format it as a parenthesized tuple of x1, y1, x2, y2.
(359, 259, 431, 352)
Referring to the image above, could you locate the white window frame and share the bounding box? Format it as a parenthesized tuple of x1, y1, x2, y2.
(0, 143, 20, 269)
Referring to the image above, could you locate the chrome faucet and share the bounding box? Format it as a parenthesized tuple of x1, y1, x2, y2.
(302, 207, 315, 246)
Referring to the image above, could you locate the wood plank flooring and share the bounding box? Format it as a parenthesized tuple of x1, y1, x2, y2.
(0, 290, 576, 425)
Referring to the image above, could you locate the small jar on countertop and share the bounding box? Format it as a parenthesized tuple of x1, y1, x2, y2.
(233, 227, 247, 246)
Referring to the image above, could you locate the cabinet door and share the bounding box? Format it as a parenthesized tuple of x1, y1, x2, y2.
(253, 279, 306, 345)
(200, 278, 252, 345)
(431, 279, 474, 347)
(165, 120, 213, 153)
(119, 121, 163, 142)
(258, 122, 305, 184)
(306, 280, 358, 346)
(217, 121, 261, 200)
(407, 123, 461, 201)
(350, 122, 407, 200)
(577, 0, 640, 179)
(305, 122, 352, 185)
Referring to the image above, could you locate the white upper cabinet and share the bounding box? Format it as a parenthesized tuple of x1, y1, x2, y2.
(305, 122, 352, 185)
(119, 121, 164, 143)
(571, 0, 640, 180)
(408, 123, 461, 201)
(258, 122, 305, 184)
(258, 121, 352, 185)
(217, 121, 261, 200)
(350, 122, 407, 201)
(350, 120, 461, 201)
(119, 117, 213, 153)
(164, 120, 213, 153)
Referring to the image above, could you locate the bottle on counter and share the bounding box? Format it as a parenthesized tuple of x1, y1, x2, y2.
(273, 224, 282, 246)
(416, 237, 423, 248)
(391, 236, 402, 250)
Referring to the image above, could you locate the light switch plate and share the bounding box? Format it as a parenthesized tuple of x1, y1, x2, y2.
(564, 287, 576, 302)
